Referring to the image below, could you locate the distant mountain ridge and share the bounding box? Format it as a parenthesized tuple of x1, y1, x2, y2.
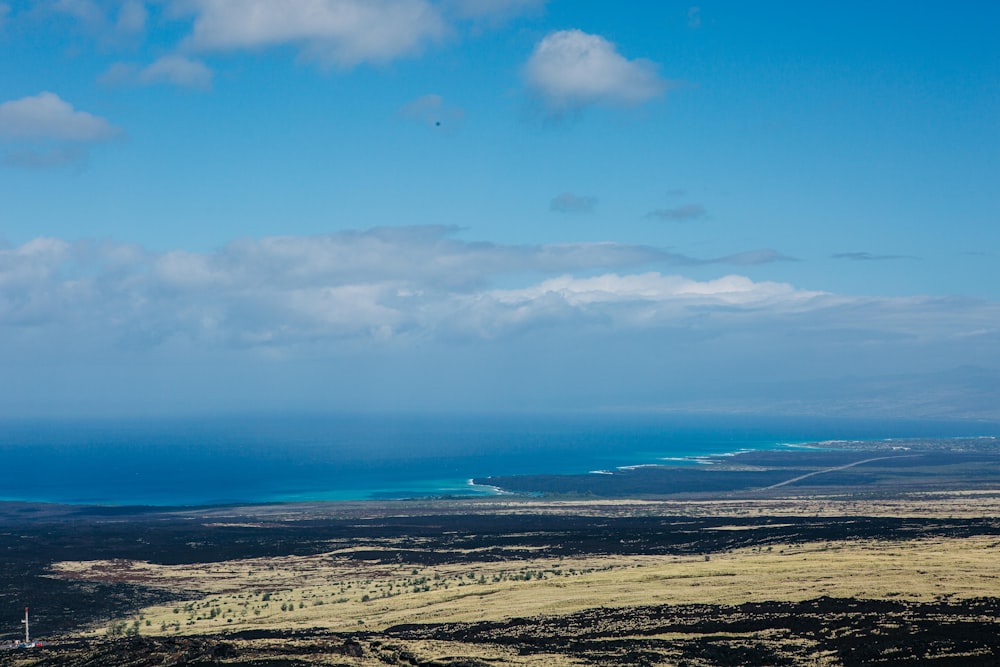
(635, 365, 1000, 421)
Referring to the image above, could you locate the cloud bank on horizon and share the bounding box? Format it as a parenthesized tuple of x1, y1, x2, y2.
(0, 1, 997, 417)
(0, 228, 825, 344)
(2, 226, 997, 417)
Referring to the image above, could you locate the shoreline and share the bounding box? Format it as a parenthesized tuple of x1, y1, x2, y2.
(3, 413, 997, 509)
(0, 439, 811, 508)
(1, 435, 997, 510)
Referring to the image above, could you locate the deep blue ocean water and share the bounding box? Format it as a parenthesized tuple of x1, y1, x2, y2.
(0, 414, 996, 506)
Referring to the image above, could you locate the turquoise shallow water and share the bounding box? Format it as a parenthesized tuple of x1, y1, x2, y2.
(0, 414, 995, 506)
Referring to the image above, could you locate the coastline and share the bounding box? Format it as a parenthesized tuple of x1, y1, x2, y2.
(0, 419, 997, 506)
(473, 436, 1000, 498)
(0, 440, 805, 506)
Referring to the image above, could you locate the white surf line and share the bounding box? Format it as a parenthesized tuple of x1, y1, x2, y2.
(764, 454, 922, 490)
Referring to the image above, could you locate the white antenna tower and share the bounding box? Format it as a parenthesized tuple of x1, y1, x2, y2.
(21, 607, 29, 644)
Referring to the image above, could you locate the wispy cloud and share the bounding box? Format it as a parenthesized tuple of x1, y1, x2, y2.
(524, 29, 667, 115)
(116, 0, 147, 33)
(646, 204, 705, 222)
(550, 192, 597, 214)
(100, 55, 213, 90)
(50, 0, 104, 27)
(48, 0, 147, 41)
(713, 249, 797, 265)
(832, 252, 915, 261)
(3, 145, 87, 169)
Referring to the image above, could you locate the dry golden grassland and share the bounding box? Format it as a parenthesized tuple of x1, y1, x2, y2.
(52, 532, 1000, 637)
(456, 492, 1000, 519)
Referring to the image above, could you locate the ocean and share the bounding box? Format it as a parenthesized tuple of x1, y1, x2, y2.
(0, 413, 995, 506)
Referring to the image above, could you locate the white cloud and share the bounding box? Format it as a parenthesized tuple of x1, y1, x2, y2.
(0, 92, 121, 142)
(154, 250, 232, 289)
(101, 55, 213, 89)
(438, 273, 830, 339)
(0, 228, 682, 343)
(175, 0, 448, 67)
(3, 228, 995, 356)
(490, 273, 822, 309)
(525, 29, 667, 114)
(0, 92, 121, 167)
(0, 238, 78, 326)
(0, 230, 758, 342)
(191, 227, 671, 291)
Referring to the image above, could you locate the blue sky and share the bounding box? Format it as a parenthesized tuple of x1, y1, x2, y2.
(1, 1, 998, 418)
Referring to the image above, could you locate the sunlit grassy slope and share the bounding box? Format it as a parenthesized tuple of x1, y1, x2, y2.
(53, 531, 999, 636)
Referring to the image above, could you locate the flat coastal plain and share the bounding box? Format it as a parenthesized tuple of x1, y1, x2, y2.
(3, 438, 1000, 666)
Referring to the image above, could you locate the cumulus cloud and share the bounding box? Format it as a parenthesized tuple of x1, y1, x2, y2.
(550, 192, 597, 214)
(524, 29, 667, 114)
(0, 92, 120, 142)
(398, 94, 465, 129)
(100, 55, 213, 90)
(174, 0, 448, 68)
(0, 92, 122, 167)
(646, 204, 705, 222)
